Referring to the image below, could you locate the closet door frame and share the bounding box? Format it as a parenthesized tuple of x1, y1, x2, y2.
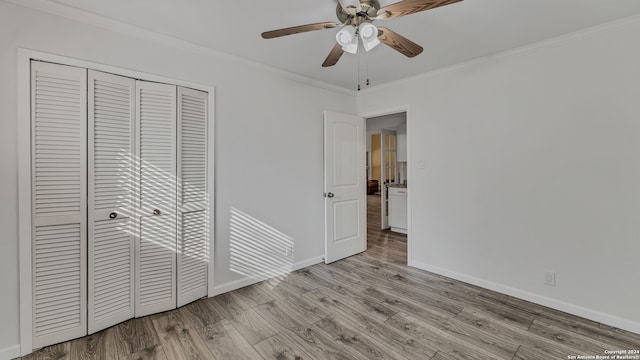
(17, 49, 215, 356)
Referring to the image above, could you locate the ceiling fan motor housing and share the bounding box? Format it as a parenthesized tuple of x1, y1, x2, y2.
(336, 0, 380, 25)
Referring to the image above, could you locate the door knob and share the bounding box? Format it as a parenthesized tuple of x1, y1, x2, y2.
(109, 212, 118, 219)
(326, 192, 335, 198)
(153, 209, 161, 216)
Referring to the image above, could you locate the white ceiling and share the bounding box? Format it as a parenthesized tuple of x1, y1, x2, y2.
(37, 0, 640, 90)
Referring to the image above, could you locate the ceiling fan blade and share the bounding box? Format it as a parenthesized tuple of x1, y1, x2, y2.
(377, 0, 462, 20)
(322, 43, 345, 67)
(339, 0, 362, 13)
(262, 22, 340, 39)
(377, 27, 423, 57)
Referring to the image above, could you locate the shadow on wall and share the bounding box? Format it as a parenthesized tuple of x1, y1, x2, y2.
(229, 207, 294, 284)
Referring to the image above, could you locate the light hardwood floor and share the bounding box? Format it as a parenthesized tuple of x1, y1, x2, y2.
(19, 194, 640, 359)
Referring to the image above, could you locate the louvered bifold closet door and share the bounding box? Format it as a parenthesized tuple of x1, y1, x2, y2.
(135, 80, 178, 317)
(31, 61, 87, 348)
(177, 88, 208, 307)
(87, 70, 136, 333)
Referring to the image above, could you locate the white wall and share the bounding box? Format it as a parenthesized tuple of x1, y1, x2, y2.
(366, 113, 406, 152)
(0, 2, 355, 356)
(358, 17, 640, 333)
(366, 112, 406, 132)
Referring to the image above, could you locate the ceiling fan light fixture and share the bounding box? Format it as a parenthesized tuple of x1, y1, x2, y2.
(336, 26, 359, 54)
(359, 23, 380, 52)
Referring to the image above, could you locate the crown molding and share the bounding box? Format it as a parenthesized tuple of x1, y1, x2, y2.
(4, 0, 357, 97)
(357, 12, 640, 95)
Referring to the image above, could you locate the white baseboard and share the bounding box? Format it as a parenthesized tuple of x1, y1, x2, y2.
(408, 259, 640, 335)
(211, 256, 324, 296)
(0, 344, 20, 360)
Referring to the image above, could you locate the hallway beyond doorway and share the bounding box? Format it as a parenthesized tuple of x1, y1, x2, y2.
(366, 193, 407, 265)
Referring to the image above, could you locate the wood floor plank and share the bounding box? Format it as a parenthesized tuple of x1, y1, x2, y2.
(291, 268, 349, 296)
(464, 293, 536, 330)
(232, 283, 277, 307)
(151, 312, 213, 360)
(68, 327, 118, 360)
(361, 286, 454, 325)
(434, 315, 520, 358)
(280, 322, 364, 360)
(527, 319, 612, 354)
(343, 262, 465, 317)
(303, 287, 439, 359)
(113, 317, 161, 357)
(454, 308, 577, 358)
(180, 299, 224, 329)
(314, 315, 407, 360)
(480, 289, 640, 350)
(253, 334, 313, 360)
(253, 300, 315, 341)
(228, 307, 279, 345)
(385, 313, 505, 360)
(199, 319, 264, 360)
(346, 255, 483, 302)
(252, 299, 356, 360)
(118, 344, 167, 360)
(304, 287, 397, 324)
(280, 293, 330, 324)
(512, 344, 572, 360)
(205, 291, 250, 321)
(20, 342, 70, 360)
(430, 349, 489, 360)
(302, 264, 368, 293)
(599, 324, 640, 347)
(252, 277, 311, 304)
(281, 270, 320, 293)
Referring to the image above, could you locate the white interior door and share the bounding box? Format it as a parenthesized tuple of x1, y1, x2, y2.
(87, 70, 136, 334)
(30, 61, 88, 348)
(176, 87, 209, 307)
(135, 80, 177, 317)
(324, 111, 366, 264)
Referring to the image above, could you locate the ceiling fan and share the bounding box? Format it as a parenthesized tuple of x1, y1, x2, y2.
(262, 0, 462, 67)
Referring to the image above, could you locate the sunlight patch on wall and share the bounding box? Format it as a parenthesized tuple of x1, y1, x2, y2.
(107, 151, 210, 264)
(229, 207, 294, 283)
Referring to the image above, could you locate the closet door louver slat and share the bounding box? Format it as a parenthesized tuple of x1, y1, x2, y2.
(31, 61, 87, 349)
(135, 81, 177, 317)
(88, 70, 136, 334)
(177, 88, 209, 307)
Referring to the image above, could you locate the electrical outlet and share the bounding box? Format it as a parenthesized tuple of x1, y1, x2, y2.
(285, 245, 294, 257)
(544, 271, 556, 286)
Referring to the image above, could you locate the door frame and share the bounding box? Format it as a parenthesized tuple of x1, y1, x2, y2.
(361, 106, 412, 263)
(17, 49, 216, 355)
(379, 128, 397, 230)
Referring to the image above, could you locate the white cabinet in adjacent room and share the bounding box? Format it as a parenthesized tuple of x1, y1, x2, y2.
(388, 186, 407, 234)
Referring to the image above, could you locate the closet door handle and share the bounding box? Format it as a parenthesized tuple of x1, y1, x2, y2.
(109, 212, 118, 219)
(153, 209, 161, 216)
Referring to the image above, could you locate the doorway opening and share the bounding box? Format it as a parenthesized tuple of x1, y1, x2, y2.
(365, 112, 408, 264)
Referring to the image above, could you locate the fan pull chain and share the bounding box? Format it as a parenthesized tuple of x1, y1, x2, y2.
(357, 49, 361, 91)
(366, 51, 370, 87)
